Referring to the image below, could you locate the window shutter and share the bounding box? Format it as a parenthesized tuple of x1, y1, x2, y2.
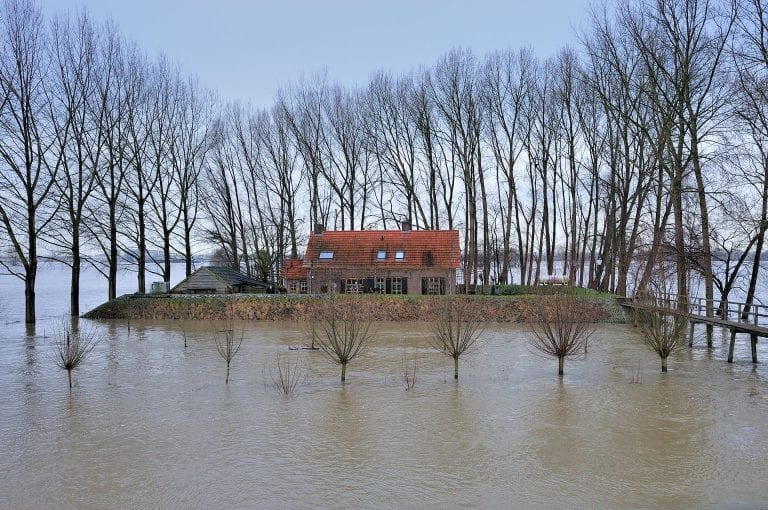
(402, 277, 408, 295)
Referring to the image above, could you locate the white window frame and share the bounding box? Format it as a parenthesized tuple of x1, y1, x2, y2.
(345, 278, 362, 294)
(374, 277, 385, 294)
(425, 277, 441, 295)
(376, 250, 387, 261)
(391, 277, 403, 294)
(319, 251, 334, 260)
(395, 250, 405, 262)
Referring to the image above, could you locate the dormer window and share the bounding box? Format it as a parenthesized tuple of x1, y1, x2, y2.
(376, 250, 387, 261)
(395, 250, 405, 261)
(319, 251, 334, 260)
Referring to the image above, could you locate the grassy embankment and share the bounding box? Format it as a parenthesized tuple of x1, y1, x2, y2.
(84, 285, 626, 323)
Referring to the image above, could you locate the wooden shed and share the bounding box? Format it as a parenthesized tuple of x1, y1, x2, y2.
(171, 266, 273, 294)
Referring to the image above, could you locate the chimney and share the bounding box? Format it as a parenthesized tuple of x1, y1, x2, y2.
(400, 219, 411, 232)
(314, 223, 324, 235)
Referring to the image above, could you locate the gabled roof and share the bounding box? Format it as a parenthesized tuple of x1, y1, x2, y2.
(170, 266, 271, 293)
(280, 258, 307, 279)
(205, 266, 271, 287)
(303, 229, 461, 269)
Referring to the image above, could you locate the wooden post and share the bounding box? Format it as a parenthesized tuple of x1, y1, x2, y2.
(689, 321, 695, 348)
(728, 329, 737, 363)
(752, 334, 758, 364)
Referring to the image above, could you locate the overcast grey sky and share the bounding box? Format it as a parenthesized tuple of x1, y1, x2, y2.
(39, 0, 596, 107)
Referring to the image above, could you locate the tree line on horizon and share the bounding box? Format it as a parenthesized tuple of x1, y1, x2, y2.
(1, 0, 767, 324)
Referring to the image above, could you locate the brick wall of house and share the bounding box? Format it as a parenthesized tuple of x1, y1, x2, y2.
(307, 266, 456, 295)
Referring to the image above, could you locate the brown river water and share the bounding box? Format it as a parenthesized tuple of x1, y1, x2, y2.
(1, 319, 768, 509)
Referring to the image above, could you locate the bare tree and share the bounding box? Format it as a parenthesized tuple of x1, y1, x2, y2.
(257, 104, 303, 260)
(431, 49, 487, 291)
(85, 22, 131, 301)
(626, 0, 736, 344)
(732, 0, 768, 322)
(481, 47, 535, 284)
(214, 321, 244, 384)
(429, 297, 485, 379)
(314, 295, 374, 383)
(634, 294, 687, 372)
(363, 72, 428, 229)
(402, 354, 417, 391)
(47, 12, 105, 317)
(53, 319, 99, 391)
(526, 294, 596, 376)
(0, 0, 58, 324)
(170, 77, 212, 277)
(280, 76, 332, 230)
(267, 352, 306, 395)
(123, 51, 158, 294)
(202, 115, 243, 269)
(146, 58, 183, 284)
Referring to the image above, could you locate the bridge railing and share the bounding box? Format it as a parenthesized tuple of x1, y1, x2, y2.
(633, 294, 768, 328)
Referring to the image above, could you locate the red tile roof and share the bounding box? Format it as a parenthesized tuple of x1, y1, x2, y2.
(303, 229, 461, 269)
(281, 258, 308, 279)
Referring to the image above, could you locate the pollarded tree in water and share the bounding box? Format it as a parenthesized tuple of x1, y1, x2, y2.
(215, 321, 244, 384)
(314, 295, 374, 383)
(526, 293, 596, 376)
(633, 294, 686, 373)
(266, 352, 307, 395)
(429, 297, 485, 380)
(54, 320, 100, 391)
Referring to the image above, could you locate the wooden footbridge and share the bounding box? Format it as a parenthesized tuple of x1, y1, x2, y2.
(618, 295, 768, 364)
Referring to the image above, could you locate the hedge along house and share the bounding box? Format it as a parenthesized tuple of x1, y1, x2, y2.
(171, 266, 274, 294)
(281, 225, 462, 295)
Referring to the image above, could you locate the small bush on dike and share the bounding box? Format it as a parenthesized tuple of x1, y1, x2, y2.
(496, 284, 612, 298)
(497, 284, 524, 295)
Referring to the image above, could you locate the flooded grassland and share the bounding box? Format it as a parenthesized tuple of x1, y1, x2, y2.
(1, 319, 768, 509)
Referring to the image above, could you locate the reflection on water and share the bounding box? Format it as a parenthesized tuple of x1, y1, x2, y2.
(1, 319, 768, 508)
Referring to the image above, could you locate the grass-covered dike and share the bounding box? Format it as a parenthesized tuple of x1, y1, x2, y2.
(84, 286, 626, 323)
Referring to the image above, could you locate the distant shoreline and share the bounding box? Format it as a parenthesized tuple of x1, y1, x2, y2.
(84, 293, 627, 323)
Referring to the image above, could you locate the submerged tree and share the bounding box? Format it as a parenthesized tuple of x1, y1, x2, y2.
(526, 293, 596, 376)
(402, 354, 417, 391)
(429, 297, 485, 380)
(0, 0, 59, 324)
(267, 352, 306, 395)
(215, 321, 244, 384)
(634, 295, 687, 373)
(314, 296, 374, 383)
(53, 320, 99, 391)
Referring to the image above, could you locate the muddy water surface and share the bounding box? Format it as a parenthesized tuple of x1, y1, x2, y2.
(1, 319, 767, 509)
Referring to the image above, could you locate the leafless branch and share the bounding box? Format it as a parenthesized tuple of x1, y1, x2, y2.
(526, 294, 596, 376)
(53, 319, 100, 391)
(313, 295, 374, 383)
(214, 321, 244, 384)
(429, 297, 485, 379)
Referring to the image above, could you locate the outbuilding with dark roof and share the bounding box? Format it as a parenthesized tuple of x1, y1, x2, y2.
(172, 266, 273, 294)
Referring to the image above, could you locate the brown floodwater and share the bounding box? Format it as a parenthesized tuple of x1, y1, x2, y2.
(1, 319, 767, 509)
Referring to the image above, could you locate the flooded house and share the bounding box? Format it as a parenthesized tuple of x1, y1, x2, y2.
(281, 224, 461, 295)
